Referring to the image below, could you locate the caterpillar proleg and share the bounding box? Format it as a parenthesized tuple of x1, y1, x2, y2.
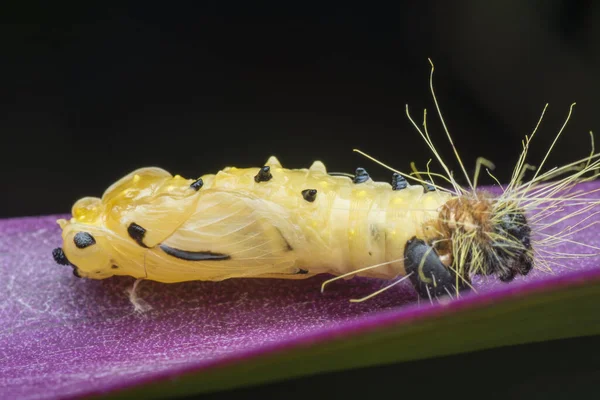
(52, 60, 600, 306)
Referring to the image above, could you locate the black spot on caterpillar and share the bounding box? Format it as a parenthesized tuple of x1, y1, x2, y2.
(73, 232, 96, 249)
(52, 247, 71, 266)
(391, 173, 408, 190)
(254, 166, 273, 183)
(52, 59, 600, 308)
(53, 243, 84, 278)
(404, 237, 468, 298)
(301, 189, 317, 202)
(127, 223, 149, 248)
(190, 178, 203, 191)
(159, 244, 231, 261)
(353, 168, 370, 184)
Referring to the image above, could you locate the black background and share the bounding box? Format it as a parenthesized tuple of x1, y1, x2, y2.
(2, 3, 600, 398)
(2, 1, 599, 218)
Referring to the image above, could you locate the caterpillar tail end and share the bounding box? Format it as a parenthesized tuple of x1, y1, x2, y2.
(404, 237, 469, 299)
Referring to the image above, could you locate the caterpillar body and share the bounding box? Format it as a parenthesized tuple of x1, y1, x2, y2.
(52, 159, 454, 285)
(52, 62, 600, 304)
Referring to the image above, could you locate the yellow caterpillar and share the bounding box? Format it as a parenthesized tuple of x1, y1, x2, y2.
(52, 61, 600, 305)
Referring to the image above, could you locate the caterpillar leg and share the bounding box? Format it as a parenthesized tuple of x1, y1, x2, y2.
(404, 237, 469, 299)
(126, 279, 153, 314)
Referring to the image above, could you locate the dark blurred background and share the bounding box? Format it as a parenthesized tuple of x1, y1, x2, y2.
(1, 1, 598, 218)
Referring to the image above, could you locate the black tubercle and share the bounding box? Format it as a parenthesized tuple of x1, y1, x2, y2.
(301, 189, 317, 202)
(52, 247, 71, 266)
(72, 268, 82, 278)
(423, 180, 436, 192)
(353, 168, 370, 184)
(254, 166, 273, 183)
(404, 237, 469, 298)
(190, 178, 204, 191)
(73, 232, 96, 249)
(391, 173, 408, 190)
(296, 268, 309, 274)
(127, 223, 149, 248)
(159, 244, 231, 261)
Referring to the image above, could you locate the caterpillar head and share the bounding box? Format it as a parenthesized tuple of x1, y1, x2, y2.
(52, 197, 120, 279)
(434, 193, 533, 284)
(52, 167, 202, 279)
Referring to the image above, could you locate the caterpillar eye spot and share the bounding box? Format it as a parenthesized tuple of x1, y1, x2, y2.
(73, 232, 96, 249)
(127, 223, 149, 248)
(391, 173, 408, 190)
(190, 178, 204, 191)
(254, 166, 272, 183)
(353, 168, 370, 184)
(52, 247, 71, 266)
(301, 189, 317, 202)
(296, 268, 309, 274)
(111, 265, 119, 269)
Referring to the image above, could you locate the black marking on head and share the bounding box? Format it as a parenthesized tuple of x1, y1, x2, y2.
(74, 232, 96, 249)
(127, 223, 149, 248)
(53, 247, 83, 278)
(404, 237, 469, 298)
(301, 189, 317, 202)
(53, 247, 71, 266)
(111, 264, 119, 269)
(391, 173, 408, 190)
(353, 168, 370, 184)
(423, 180, 436, 192)
(159, 244, 231, 261)
(296, 268, 309, 275)
(190, 178, 204, 191)
(254, 166, 273, 183)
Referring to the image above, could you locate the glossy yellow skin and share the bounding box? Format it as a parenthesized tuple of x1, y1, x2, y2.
(57, 157, 453, 283)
